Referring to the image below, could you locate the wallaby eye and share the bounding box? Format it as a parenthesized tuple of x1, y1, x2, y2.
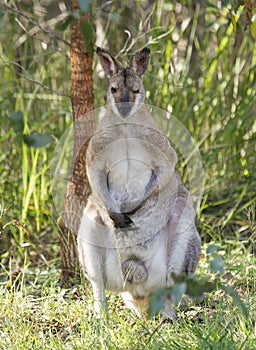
(111, 87, 117, 94)
(133, 89, 140, 94)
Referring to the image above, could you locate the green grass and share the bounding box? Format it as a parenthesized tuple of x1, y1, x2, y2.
(0, 242, 255, 349)
(0, 1, 256, 349)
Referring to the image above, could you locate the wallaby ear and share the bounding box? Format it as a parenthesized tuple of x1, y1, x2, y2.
(96, 47, 119, 77)
(129, 47, 150, 76)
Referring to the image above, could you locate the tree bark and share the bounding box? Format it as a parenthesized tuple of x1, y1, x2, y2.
(59, 0, 95, 286)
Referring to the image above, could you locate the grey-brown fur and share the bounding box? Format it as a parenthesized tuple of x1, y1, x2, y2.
(77, 47, 201, 319)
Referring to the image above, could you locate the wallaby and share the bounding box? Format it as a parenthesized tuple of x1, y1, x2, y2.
(77, 47, 201, 319)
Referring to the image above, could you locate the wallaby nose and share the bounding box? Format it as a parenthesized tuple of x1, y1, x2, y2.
(117, 103, 132, 117)
(120, 90, 130, 103)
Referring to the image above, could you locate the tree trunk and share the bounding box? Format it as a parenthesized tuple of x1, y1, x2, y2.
(59, 0, 95, 286)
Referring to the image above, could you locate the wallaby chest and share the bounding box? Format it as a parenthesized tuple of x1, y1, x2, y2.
(92, 123, 154, 207)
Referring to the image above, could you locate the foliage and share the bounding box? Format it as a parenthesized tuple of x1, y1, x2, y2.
(149, 244, 249, 320)
(0, 0, 255, 347)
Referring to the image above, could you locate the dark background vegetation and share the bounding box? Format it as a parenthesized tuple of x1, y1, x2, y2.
(1, 0, 255, 272)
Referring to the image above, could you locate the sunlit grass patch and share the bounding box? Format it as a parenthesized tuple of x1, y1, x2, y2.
(0, 241, 255, 349)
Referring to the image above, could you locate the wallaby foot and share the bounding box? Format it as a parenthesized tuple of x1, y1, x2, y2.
(160, 299, 177, 321)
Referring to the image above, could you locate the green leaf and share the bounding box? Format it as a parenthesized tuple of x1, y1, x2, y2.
(231, 12, 237, 32)
(172, 274, 218, 298)
(148, 287, 172, 318)
(205, 1, 219, 13)
(250, 19, 256, 40)
(78, 0, 91, 13)
(206, 244, 220, 255)
(148, 275, 218, 318)
(171, 282, 187, 304)
(10, 111, 24, 133)
(80, 21, 95, 55)
(221, 284, 249, 318)
(56, 16, 74, 31)
(23, 133, 54, 148)
(210, 256, 225, 275)
(186, 277, 218, 297)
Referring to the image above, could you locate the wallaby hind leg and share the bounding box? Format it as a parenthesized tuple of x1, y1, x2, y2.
(121, 292, 149, 316)
(181, 232, 201, 275)
(78, 199, 107, 318)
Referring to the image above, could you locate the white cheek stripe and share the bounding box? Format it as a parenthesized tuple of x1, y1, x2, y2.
(109, 94, 142, 118)
(128, 93, 141, 117)
(109, 95, 121, 117)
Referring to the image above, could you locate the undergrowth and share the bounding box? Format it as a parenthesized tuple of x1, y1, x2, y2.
(0, 242, 255, 349)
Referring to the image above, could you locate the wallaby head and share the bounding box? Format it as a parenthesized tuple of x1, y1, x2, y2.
(96, 47, 150, 118)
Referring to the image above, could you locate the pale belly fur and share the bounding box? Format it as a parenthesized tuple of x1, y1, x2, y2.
(104, 233, 168, 299)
